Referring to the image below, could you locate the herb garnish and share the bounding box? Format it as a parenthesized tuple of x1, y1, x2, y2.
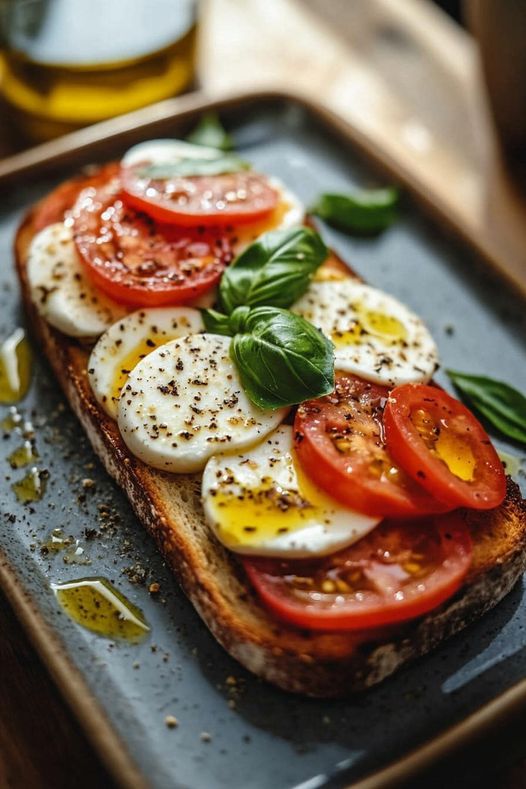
(219, 227, 327, 313)
(310, 187, 399, 235)
(186, 111, 234, 151)
(230, 306, 334, 409)
(447, 370, 526, 444)
(202, 227, 334, 409)
(137, 154, 249, 180)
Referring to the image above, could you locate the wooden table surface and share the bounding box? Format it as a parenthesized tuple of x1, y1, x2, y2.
(1, 1, 526, 787)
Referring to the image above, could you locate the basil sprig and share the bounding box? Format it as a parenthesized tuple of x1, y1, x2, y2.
(138, 154, 249, 180)
(219, 227, 327, 313)
(186, 111, 234, 151)
(447, 370, 526, 444)
(201, 308, 232, 336)
(310, 187, 399, 235)
(201, 227, 333, 409)
(202, 305, 335, 409)
(230, 306, 334, 409)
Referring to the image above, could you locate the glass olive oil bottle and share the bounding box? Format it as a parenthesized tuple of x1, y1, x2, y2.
(0, 0, 198, 140)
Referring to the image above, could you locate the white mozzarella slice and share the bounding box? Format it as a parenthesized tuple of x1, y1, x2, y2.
(88, 307, 204, 419)
(122, 139, 222, 167)
(117, 333, 288, 473)
(202, 425, 380, 558)
(293, 279, 439, 387)
(27, 223, 126, 339)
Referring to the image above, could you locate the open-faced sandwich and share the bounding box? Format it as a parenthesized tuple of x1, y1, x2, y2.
(14, 126, 526, 697)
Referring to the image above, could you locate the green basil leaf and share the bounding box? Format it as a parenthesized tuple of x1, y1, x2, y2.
(186, 112, 234, 151)
(219, 227, 327, 315)
(230, 306, 334, 409)
(228, 306, 252, 334)
(447, 370, 526, 444)
(201, 308, 232, 336)
(310, 187, 399, 234)
(137, 154, 249, 180)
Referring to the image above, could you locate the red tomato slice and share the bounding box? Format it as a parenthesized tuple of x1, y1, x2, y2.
(33, 164, 120, 232)
(244, 513, 472, 631)
(294, 375, 448, 518)
(72, 176, 234, 306)
(383, 383, 506, 510)
(121, 165, 279, 227)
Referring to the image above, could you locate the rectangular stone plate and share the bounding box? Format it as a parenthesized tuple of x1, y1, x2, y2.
(0, 92, 525, 789)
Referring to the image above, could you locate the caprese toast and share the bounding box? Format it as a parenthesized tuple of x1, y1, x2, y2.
(14, 132, 526, 697)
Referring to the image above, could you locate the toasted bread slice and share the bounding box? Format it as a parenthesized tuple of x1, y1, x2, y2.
(14, 195, 526, 698)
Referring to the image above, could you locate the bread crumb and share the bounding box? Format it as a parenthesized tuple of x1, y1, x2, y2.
(225, 675, 237, 686)
(200, 732, 212, 742)
(81, 478, 95, 489)
(149, 582, 160, 594)
(165, 715, 179, 729)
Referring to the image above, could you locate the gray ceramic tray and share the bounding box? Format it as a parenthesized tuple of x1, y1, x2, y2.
(1, 92, 526, 789)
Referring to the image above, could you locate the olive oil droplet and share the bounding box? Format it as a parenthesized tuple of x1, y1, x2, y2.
(12, 467, 47, 502)
(63, 540, 91, 566)
(1, 406, 23, 432)
(498, 450, 523, 477)
(40, 529, 91, 565)
(411, 408, 476, 482)
(331, 308, 407, 347)
(51, 577, 149, 642)
(359, 309, 407, 342)
(8, 440, 39, 469)
(41, 528, 72, 554)
(0, 329, 32, 404)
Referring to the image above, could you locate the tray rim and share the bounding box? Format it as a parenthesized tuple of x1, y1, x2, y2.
(2, 86, 526, 789)
(0, 552, 146, 789)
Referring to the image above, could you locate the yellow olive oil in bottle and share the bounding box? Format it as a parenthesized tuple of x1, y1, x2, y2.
(0, 0, 198, 140)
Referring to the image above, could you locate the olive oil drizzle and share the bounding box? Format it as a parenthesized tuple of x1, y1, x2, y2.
(211, 449, 338, 546)
(51, 577, 150, 642)
(0, 329, 32, 404)
(331, 308, 407, 347)
(411, 408, 476, 482)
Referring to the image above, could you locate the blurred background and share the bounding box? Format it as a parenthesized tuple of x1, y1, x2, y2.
(0, 1, 484, 146)
(0, 0, 199, 142)
(1, 0, 523, 189)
